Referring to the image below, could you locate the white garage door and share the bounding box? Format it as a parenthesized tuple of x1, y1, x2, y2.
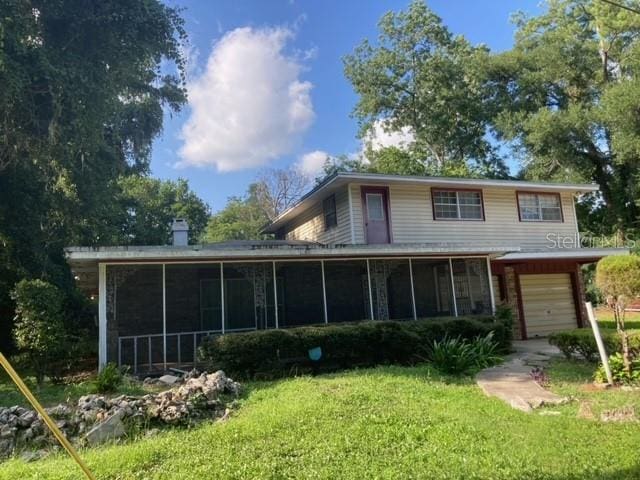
(520, 273, 577, 337)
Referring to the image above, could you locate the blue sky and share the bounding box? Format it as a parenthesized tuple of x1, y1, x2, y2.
(153, 0, 543, 212)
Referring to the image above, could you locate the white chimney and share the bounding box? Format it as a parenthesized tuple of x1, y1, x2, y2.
(171, 218, 189, 246)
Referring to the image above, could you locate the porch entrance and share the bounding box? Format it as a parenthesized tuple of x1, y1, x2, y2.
(361, 187, 391, 244)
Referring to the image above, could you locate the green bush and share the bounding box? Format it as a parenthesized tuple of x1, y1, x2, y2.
(427, 333, 501, 375)
(594, 353, 640, 385)
(11, 279, 67, 385)
(548, 328, 640, 362)
(199, 315, 512, 378)
(92, 363, 123, 393)
(595, 255, 640, 301)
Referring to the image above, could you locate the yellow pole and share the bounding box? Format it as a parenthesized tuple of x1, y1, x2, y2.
(0, 352, 96, 480)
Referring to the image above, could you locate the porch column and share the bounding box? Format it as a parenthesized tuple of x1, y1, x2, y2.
(408, 258, 417, 320)
(220, 263, 225, 334)
(366, 259, 374, 320)
(162, 264, 167, 370)
(486, 257, 496, 314)
(448, 258, 459, 317)
(98, 263, 107, 371)
(321, 260, 328, 324)
(272, 261, 279, 328)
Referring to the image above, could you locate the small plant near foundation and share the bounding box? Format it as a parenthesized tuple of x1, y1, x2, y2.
(594, 353, 640, 385)
(92, 363, 124, 393)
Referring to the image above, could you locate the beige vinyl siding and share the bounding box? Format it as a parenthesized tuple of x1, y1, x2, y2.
(350, 184, 365, 244)
(350, 183, 578, 249)
(284, 186, 351, 244)
(520, 273, 577, 336)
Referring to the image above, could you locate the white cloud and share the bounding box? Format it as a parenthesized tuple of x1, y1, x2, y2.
(177, 26, 315, 171)
(296, 150, 330, 177)
(364, 120, 414, 153)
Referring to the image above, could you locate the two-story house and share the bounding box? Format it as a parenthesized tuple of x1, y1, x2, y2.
(67, 172, 628, 372)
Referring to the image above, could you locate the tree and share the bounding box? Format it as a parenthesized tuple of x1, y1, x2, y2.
(118, 176, 210, 245)
(0, 1, 188, 351)
(254, 167, 312, 220)
(343, 0, 507, 178)
(595, 255, 640, 378)
(202, 184, 271, 242)
(11, 280, 67, 385)
(488, 0, 640, 236)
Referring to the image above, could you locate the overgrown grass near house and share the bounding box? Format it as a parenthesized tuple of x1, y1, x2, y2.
(544, 358, 640, 418)
(1, 364, 639, 479)
(0, 371, 154, 409)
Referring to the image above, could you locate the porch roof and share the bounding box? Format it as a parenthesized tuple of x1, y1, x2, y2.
(66, 241, 521, 293)
(494, 247, 629, 263)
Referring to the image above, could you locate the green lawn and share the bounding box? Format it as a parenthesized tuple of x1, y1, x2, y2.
(1, 362, 639, 480)
(595, 307, 640, 330)
(0, 371, 154, 409)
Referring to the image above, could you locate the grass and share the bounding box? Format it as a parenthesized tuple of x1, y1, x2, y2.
(544, 358, 640, 418)
(595, 307, 640, 330)
(0, 371, 155, 409)
(1, 363, 639, 479)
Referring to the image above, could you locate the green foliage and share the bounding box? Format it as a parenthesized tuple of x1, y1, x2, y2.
(118, 176, 210, 245)
(595, 353, 640, 385)
(0, 1, 190, 352)
(11, 280, 67, 385)
(199, 316, 511, 378)
(595, 255, 640, 301)
(202, 184, 270, 242)
(487, 0, 640, 235)
(343, 0, 508, 177)
(92, 363, 124, 394)
(427, 333, 501, 374)
(548, 328, 640, 362)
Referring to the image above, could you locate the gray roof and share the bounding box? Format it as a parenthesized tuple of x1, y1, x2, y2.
(262, 172, 600, 233)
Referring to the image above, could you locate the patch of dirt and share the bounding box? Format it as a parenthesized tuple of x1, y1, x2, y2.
(600, 406, 638, 423)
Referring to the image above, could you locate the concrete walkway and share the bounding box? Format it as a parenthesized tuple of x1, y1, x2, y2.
(476, 339, 567, 413)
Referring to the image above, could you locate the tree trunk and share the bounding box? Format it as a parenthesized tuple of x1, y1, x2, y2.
(615, 304, 632, 378)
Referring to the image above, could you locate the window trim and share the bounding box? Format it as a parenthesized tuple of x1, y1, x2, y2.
(431, 188, 485, 221)
(516, 191, 564, 223)
(323, 194, 337, 231)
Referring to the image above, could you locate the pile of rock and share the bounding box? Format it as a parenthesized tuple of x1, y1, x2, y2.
(0, 370, 241, 460)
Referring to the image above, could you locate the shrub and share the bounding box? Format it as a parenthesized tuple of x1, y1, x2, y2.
(426, 333, 501, 374)
(11, 279, 67, 385)
(92, 363, 123, 393)
(595, 255, 640, 376)
(199, 315, 511, 379)
(549, 328, 640, 362)
(594, 353, 640, 385)
(595, 255, 640, 301)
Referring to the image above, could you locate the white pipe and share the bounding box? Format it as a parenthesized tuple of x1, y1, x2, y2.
(321, 260, 328, 323)
(98, 264, 107, 371)
(449, 258, 458, 317)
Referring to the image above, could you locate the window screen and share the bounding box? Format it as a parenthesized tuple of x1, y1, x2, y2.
(323, 195, 337, 230)
(366, 193, 385, 221)
(518, 193, 562, 221)
(433, 190, 483, 220)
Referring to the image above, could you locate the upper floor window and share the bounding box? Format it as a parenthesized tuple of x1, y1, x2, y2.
(432, 189, 484, 220)
(323, 195, 337, 230)
(517, 192, 563, 222)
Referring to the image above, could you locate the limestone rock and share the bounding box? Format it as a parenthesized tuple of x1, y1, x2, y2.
(84, 410, 126, 446)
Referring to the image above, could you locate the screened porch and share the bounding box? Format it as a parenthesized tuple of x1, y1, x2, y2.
(102, 256, 494, 373)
